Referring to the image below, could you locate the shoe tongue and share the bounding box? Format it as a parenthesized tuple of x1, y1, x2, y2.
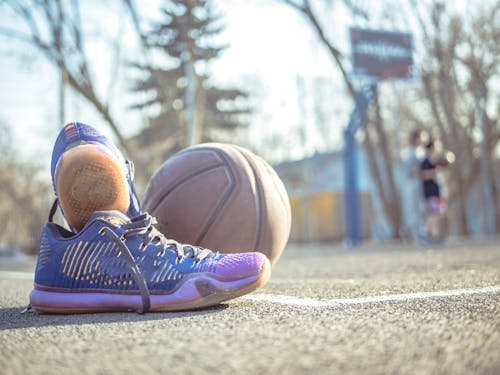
(88, 210, 131, 227)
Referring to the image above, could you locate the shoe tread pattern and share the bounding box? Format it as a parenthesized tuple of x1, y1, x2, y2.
(56, 145, 129, 230)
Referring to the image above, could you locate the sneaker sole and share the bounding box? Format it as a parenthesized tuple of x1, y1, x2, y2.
(55, 144, 130, 231)
(29, 259, 271, 313)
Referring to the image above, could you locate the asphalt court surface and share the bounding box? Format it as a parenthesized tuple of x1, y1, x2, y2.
(1, 238, 499, 374)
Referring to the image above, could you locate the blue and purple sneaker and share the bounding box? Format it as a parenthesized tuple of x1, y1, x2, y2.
(51, 122, 141, 231)
(30, 210, 271, 313)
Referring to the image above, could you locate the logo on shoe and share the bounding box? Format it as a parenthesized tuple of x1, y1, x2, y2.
(64, 123, 79, 139)
(102, 216, 128, 226)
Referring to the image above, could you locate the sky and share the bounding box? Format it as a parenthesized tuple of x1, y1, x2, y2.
(0, 0, 474, 172)
(0, 0, 358, 171)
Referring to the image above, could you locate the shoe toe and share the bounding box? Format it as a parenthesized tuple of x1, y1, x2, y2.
(214, 252, 268, 281)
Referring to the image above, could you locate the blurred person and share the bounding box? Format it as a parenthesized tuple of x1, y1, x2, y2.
(401, 129, 425, 241)
(419, 138, 451, 244)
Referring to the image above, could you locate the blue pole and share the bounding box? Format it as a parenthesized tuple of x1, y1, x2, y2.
(344, 128, 362, 246)
(343, 84, 376, 247)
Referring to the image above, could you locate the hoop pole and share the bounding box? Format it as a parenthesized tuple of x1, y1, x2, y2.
(343, 84, 377, 247)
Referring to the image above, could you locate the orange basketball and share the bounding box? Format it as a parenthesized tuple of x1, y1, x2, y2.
(142, 143, 291, 265)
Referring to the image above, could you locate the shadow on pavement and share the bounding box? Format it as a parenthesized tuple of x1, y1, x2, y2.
(0, 304, 229, 331)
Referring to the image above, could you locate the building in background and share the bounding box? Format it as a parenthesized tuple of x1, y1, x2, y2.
(275, 149, 499, 243)
(275, 149, 382, 243)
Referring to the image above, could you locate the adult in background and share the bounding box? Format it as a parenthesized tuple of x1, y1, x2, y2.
(401, 129, 425, 241)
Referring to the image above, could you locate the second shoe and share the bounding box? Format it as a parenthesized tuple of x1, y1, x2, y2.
(51, 122, 141, 231)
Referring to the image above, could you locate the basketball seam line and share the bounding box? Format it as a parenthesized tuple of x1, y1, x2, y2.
(149, 161, 226, 215)
(234, 147, 264, 252)
(193, 148, 237, 245)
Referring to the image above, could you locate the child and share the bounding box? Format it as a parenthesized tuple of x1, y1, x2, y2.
(420, 138, 449, 244)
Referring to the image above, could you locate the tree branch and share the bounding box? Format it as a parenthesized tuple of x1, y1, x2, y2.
(281, 0, 356, 98)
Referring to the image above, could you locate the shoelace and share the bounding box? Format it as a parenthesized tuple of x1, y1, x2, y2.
(122, 213, 215, 262)
(99, 213, 215, 313)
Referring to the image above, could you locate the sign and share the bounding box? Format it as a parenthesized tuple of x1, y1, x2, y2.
(350, 28, 414, 80)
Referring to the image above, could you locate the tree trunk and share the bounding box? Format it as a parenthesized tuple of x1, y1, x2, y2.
(63, 72, 131, 156)
(371, 89, 402, 238)
(363, 128, 396, 236)
(283, 0, 404, 239)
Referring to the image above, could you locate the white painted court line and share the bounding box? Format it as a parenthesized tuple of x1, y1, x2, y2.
(242, 285, 500, 308)
(0, 271, 33, 280)
(1, 271, 499, 307)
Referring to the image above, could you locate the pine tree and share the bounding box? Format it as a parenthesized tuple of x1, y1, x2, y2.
(130, 0, 250, 155)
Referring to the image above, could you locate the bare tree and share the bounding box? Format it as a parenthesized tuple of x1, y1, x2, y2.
(0, 122, 52, 253)
(409, 0, 500, 234)
(282, 0, 500, 237)
(0, 0, 131, 154)
(281, 0, 404, 238)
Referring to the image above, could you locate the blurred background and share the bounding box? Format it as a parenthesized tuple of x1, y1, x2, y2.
(0, 0, 499, 253)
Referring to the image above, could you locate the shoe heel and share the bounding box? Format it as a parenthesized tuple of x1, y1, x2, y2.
(55, 144, 130, 230)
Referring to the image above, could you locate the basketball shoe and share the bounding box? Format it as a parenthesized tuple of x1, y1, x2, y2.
(30, 210, 271, 313)
(51, 122, 141, 231)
